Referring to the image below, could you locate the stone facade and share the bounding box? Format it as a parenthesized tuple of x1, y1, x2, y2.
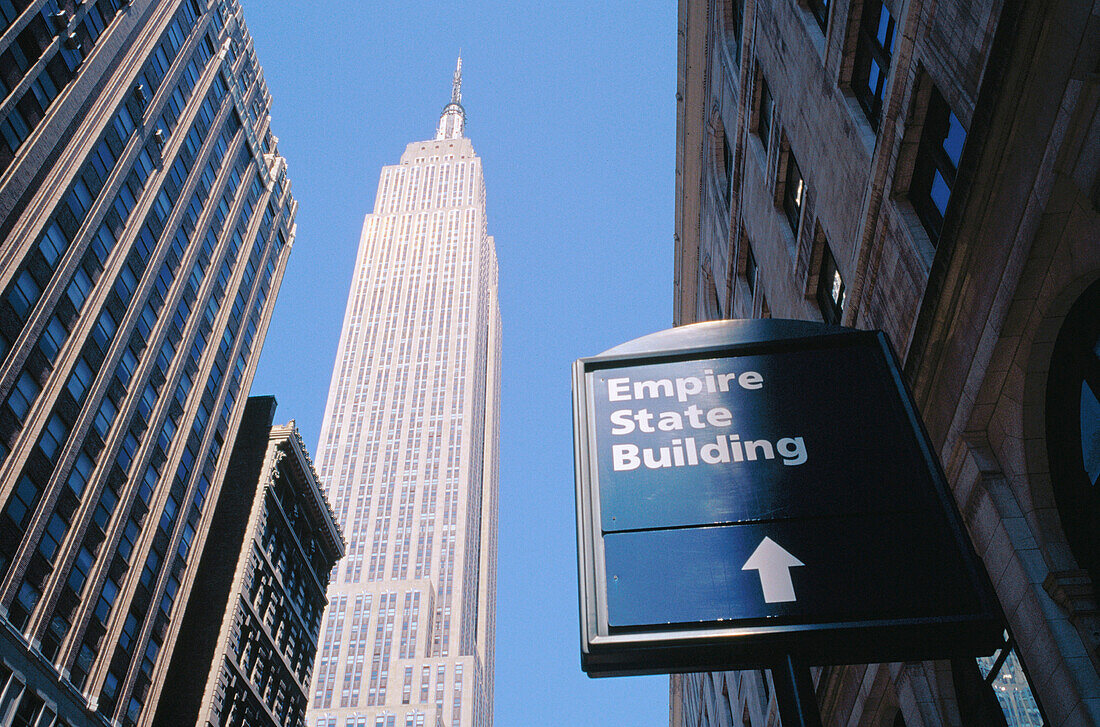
(154, 396, 344, 727)
(672, 0, 1100, 725)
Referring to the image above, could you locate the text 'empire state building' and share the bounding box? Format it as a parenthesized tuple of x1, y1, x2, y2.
(307, 59, 501, 727)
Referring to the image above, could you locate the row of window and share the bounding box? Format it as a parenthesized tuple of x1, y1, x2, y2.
(717, 0, 969, 323)
(0, 49, 228, 608)
(2, 64, 279, 727)
(0, 15, 219, 441)
(71, 100, 247, 697)
(0, 0, 199, 175)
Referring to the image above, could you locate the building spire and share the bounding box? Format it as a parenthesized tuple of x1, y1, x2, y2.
(436, 55, 466, 140)
(451, 54, 462, 104)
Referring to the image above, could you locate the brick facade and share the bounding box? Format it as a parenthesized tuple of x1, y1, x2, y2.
(672, 0, 1100, 725)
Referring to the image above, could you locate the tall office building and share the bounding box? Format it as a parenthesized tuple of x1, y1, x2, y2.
(307, 59, 501, 727)
(0, 1, 295, 725)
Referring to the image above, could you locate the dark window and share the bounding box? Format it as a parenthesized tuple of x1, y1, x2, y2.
(7, 370, 40, 421)
(38, 413, 68, 462)
(1047, 278, 1100, 585)
(852, 1, 895, 127)
(9, 688, 44, 727)
(6, 474, 38, 528)
(744, 243, 757, 298)
(757, 76, 773, 152)
(783, 151, 804, 234)
(728, 0, 744, 65)
(0, 106, 30, 154)
(816, 241, 845, 324)
(39, 314, 68, 361)
(9, 268, 40, 318)
(0, 1, 26, 34)
(93, 398, 117, 438)
(809, 0, 829, 31)
(67, 357, 94, 401)
(66, 266, 93, 310)
(722, 131, 734, 203)
(910, 85, 966, 243)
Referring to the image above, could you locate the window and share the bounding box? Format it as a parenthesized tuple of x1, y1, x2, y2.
(93, 398, 117, 438)
(66, 267, 92, 310)
(910, 85, 966, 243)
(67, 358, 94, 401)
(38, 414, 68, 462)
(744, 242, 758, 298)
(9, 689, 44, 727)
(722, 130, 734, 203)
(1046, 278, 1100, 585)
(783, 150, 804, 234)
(808, 0, 829, 31)
(975, 636, 1045, 727)
(816, 241, 845, 324)
(9, 269, 40, 318)
(0, 107, 30, 155)
(726, 0, 745, 65)
(38, 222, 68, 267)
(6, 475, 38, 529)
(757, 76, 774, 152)
(7, 371, 40, 421)
(39, 315, 68, 361)
(852, 1, 896, 127)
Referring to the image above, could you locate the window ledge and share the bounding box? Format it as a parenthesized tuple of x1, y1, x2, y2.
(840, 88, 878, 157)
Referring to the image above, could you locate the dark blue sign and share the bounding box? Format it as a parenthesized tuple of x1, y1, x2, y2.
(574, 321, 1001, 675)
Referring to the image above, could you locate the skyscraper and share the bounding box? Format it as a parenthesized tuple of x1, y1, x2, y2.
(307, 59, 501, 727)
(0, 1, 295, 725)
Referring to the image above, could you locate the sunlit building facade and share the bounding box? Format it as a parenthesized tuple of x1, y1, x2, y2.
(307, 59, 501, 727)
(0, 1, 295, 725)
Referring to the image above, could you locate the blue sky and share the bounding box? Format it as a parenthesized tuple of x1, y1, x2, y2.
(243, 2, 676, 723)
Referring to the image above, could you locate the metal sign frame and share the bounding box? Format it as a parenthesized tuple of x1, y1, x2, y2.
(574, 320, 1002, 676)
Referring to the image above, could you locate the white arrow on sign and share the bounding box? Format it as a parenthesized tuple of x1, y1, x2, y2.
(742, 536, 805, 603)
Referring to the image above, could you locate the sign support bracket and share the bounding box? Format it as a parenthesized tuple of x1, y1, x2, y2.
(771, 654, 823, 727)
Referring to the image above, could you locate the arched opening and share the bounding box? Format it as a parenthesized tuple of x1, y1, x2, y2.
(1046, 277, 1100, 584)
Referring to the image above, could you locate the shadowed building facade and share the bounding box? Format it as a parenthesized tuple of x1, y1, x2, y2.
(0, 1, 296, 725)
(154, 396, 344, 727)
(671, 0, 1100, 726)
(306, 59, 501, 727)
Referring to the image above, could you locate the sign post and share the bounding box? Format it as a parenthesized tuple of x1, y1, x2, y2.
(771, 655, 823, 727)
(573, 320, 1001, 680)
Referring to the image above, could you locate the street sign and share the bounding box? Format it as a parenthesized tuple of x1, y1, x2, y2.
(573, 320, 1002, 676)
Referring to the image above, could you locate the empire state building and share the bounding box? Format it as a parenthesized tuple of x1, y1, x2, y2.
(307, 59, 501, 727)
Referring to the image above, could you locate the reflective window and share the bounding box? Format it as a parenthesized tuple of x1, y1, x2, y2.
(852, 1, 895, 127)
(816, 240, 845, 325)
(977, 641, 1045, 726)
(910, 84, 967, 243)
(783, 151, 804, 234)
